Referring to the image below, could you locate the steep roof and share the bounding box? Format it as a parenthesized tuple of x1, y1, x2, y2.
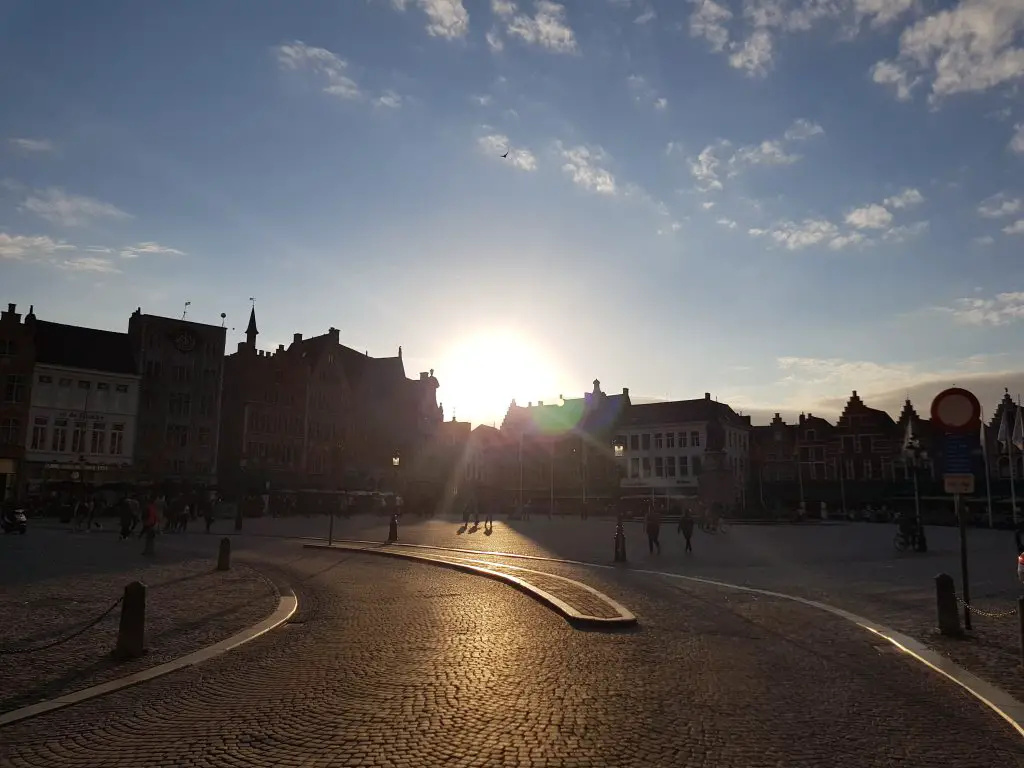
(34, 321, 138, 375)
(623, 396, 748, 429)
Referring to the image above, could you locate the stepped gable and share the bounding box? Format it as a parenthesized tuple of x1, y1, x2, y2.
(990, 389, 1017, 432)
(837, 390, 897, 432)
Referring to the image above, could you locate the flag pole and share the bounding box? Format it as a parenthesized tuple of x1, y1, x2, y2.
(981, 412, 994, 529)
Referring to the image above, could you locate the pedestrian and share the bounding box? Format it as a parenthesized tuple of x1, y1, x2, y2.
(118, 499, 134, 540)
(679, 510, 695, 553)
(645, 504, 661, 555)
(203, 499, 214, 534)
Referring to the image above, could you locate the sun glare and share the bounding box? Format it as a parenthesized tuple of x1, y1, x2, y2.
(439, 331, 560, 427)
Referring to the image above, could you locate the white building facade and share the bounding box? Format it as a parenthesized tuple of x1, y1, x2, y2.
(22, 321, 141, 490)
(615, 394, 751, 499)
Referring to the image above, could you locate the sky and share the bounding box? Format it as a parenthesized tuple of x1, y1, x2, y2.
(2, 0, 1023, 429)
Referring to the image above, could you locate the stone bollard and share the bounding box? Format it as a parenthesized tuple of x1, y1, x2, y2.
(935, 573, 962, 636)
(614, 520, 627, 563)
(217, 537, 231, 571)
(113, 581, 147, 660)
(142, 526, 156, 556)
(387, 514, 399, 543)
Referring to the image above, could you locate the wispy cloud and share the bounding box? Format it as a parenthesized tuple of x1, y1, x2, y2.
(1011, 123, 1024, 155)
(845, 203, 893, 230)
(1004, 220, 1024, 235)
(274, 41, 361, 99)
(557, 143, 616, 195)
(120, 242, 186, 259)
(626, 75, 668, 110)
(883, 187, 925, 209)
(943, 291, 1024, 326)
(477, 133, 537, 171)
(0, 233, 75, 261)
(8, 138, 54, 153)
(60, 256, 120, 274)
(491, 0, 577, 54)
(391, 0, 470, 39)
(978, 192, 1022, 219)
(19, 188, 131, 227)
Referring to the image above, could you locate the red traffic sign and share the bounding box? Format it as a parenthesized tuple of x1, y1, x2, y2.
(930, 387, 982, 434)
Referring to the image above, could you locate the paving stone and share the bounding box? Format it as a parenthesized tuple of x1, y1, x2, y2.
(1, 549, 1021, 767)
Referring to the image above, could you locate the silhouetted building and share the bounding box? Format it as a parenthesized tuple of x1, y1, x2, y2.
(0, 303, 35, 500)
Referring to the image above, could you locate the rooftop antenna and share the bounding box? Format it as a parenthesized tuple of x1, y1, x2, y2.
(182, 301, 191, 320)
(220, 312, 227, 328)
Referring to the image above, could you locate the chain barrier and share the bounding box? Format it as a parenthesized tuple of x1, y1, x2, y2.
(0, 596, 124, 655)
(954, 594, 1019, 619)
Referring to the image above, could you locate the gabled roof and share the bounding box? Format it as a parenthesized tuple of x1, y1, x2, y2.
(34, 321, 138, 375)
(622, 396, 748, 430)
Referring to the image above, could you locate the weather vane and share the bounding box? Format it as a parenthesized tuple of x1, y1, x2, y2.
(182, 301, 191, 320)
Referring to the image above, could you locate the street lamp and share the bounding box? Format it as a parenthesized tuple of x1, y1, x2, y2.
(904, 434, 928, 552)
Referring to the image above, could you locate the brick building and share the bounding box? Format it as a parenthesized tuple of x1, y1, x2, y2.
(127, 308, 227, 485)
(0, 303, 35, 501)
(217, 309, 442, 495)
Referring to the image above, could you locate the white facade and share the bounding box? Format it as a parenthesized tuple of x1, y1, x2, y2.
(25, 364, 141, 467)
(617, 422, 750, 495)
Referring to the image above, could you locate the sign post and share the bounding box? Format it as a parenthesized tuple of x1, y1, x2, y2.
(931, 387, 983, 632)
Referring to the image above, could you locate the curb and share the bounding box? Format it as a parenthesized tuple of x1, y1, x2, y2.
(0, 570, 298, 729)
(303, 542, 637, 628)
(320, 538, 1024, 740)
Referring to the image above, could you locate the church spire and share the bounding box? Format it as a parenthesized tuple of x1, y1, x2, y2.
(245, 306, 258, 348)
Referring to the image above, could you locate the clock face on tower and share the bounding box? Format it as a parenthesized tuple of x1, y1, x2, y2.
(172, 328, 197, 354)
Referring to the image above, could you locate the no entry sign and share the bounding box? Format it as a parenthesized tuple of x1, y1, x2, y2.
(930, 387, 982, 434)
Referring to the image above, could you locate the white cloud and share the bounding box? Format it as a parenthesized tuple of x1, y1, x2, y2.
(978, 192, 1022, 218)
(883, 187, 924, 208)
(626, 75, 668, 110)
(120, 242, 186, 259)
(1011, 123, 1024, 155)
(730, 139, 799, 167)
(883, 220, 929, 241)
(375, 90, 403, 108)
(716, 217, 738, 229)
(974, 235, 996, 245)
(20, 188, 131, 227)
(689, 118, 821, 190)
(486, 28, 505, 51)
(492, 0, 515, 17)
(853, 0, 916, 27)
(558, 143, 616, 194)
(654, 97, 668, 110)
(729, 29, 774, 76)
(393, 0, 470, 38)
(845, 203, 894, 229)
(871, 0, 1024, 103)
(8, 138, 54, 153)
(477, 134, 537, 171)
(635, 8, 655, 24)
(749, 218, 843, 250)
(945, 292, 1024, 325)
(689, 0, 733, 54)
(500, 1, 577, 53)
(701, 201, 716, 210)
(689, 144, 726, 192)
(274, 41, 361, 99)
(60, 256, 120, 274)
(471, 94, 493, 106)
(0, 233, 75, 261)
(1004, 219, 1024, 235)
(783, 118, 824, 141)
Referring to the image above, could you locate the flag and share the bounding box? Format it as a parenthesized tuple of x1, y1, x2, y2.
(1013, 406, 1024, 452)
(997, 407, 1011, 450)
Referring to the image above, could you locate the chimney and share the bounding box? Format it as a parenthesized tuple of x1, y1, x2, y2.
(622, 387, 629, 397)
(852, 390, 857, 397)
(538, 401, 544, 406)
(705, 392, 711, 400)
(277, 344, 285, 353)
(774, 412, 780, 419)
(528, 401, 533, 407)
(237, 341, 246, 353)
(328, 327, 339, 342)
(420, 372, 428, 380)
(0, 303, 20, 323)
(799, 414, 806, 426)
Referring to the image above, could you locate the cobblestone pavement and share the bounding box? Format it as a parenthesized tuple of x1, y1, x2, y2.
(0, 530, 279, 714)
(2, 548, 1022, 767)
(234, 515, 1024, 702)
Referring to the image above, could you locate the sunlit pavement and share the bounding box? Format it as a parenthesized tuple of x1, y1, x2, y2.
(2, 546, 1021, 767)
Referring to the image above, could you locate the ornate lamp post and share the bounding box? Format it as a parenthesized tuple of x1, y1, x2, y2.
(904, 433, 929, 552)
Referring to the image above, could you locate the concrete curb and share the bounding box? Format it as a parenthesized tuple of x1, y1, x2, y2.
(303, 542, 637, 628)
(0, 571, 298, 729)
(322, 538, 1024, 740)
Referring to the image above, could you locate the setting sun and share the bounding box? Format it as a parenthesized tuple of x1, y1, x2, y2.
(439, 330, 562, 427)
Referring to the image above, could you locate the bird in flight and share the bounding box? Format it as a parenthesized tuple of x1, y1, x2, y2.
(501, 149, 509, 158)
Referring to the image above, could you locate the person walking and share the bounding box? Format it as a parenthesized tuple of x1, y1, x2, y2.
(645, 503, 662, 555)
(678, 510, 695, 554)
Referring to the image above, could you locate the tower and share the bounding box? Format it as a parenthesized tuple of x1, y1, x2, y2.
(245, 306, 258, 349)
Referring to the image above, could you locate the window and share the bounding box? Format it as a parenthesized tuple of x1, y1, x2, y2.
(629, 434, 639, 451)
(71, 421, 87, 453)
(166, 424, 189, 448)
(678, 456, 689, 475)
(0, 338, 16, 356)
(654, 433, 663, 450)
(841, 436, 855, 454)
(51, 419, 68, 452)
(0, 418, 18, 444)
(679, 432, 687, 448)
(692, 456, 702, 475)
(863, 459, 873, 480)
(110, 423, 125, 455)
(30, 417, 47, 450)
(38, 374, 52, 385)
(666, 433, 675, 449)
(78, 380, 91, 390)
(773, 430, 782, 442)
(97, 382, 110, 392)
(115, 384, 129, 394)
(91, 423, 106, 454)
(58, 377, 72, 388)
(691, 431, 700, 447)
(641, 457, 651, 478)
(3, 374, 26, 403)
(845, 459, 855, 479)
(630, 457, 639, 478)
(172, 365, 191, 384)
(654, 456, 664, 477)
(198, 427, 210, 447)
(806, 429, 816, 441)
(641, 433, 651, 451)
(665, 456, 676, 477)
(169, 393, 191, 418)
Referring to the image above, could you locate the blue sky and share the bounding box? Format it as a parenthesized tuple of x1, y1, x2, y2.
(2, 0, 1023, 427)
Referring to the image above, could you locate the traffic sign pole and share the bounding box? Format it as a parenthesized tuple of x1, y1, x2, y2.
(956, 493, 972, 631)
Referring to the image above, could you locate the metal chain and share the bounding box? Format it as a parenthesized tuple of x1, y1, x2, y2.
(0, 597, 124, 655)
(954, 594, 1019, 619)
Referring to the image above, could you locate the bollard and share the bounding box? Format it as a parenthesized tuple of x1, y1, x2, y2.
(113, 581, 147, 660)
(217, 537, 231, 571)
(935, 573, 962, 637)
(142, 526, 156, 556)
(613, 520, 627, 563)
(387, 514, 398, 543)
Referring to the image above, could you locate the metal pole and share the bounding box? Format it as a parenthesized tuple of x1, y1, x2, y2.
(912, 463, 921, 529)
(518, 433, 524, 517)
(955, 493, 972, 631)
(328, 506, 335, 546)
(1011, 441, 1019, 527)
(549, 440, 554, 516)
